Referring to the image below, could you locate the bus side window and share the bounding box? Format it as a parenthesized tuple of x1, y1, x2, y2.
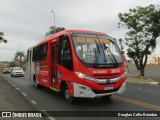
(32, 46, 39, 61)
(58, 35, 73, 71)
(39, 43, 48, 61)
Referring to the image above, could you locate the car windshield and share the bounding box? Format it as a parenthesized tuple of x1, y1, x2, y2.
(72, 33, 122, 67)
(13, 67, 23, 70)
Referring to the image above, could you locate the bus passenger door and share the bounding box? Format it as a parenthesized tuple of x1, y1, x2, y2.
(51, 43, 58, 85)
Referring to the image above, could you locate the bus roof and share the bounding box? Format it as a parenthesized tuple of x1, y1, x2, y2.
(38, 30, 107, 45)
(27, 45, 36, 50)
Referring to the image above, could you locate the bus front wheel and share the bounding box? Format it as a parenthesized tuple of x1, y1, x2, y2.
(64, 85, 75, 104)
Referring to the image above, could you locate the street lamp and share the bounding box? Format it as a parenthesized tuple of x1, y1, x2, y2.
(51, 10, 56, 34)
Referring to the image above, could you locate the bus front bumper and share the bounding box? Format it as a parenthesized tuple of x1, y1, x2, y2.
(73, 81, 126, 98)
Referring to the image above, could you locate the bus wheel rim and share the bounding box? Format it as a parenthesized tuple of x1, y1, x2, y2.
(65, 89, 70, 99)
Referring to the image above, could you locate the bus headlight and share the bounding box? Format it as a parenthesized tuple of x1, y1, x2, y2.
(75, 72, 85, 78)
(75, 72, 93, 80)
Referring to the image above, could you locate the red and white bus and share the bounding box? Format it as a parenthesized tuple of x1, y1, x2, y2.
(26, 30, 126, 103)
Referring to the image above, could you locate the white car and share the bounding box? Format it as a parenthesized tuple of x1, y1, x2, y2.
(3, 68, 10, 74)
(11, 67, 24, 77)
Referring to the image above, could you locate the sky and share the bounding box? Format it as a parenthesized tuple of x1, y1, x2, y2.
(0, 0, 160, 61)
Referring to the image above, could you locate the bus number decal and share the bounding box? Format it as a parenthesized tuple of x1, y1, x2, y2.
(111, 69, 120, 74)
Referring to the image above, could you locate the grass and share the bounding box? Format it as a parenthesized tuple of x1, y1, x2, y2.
(127, 62, 159, 72)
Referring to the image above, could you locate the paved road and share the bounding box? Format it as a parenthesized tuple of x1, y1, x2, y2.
(1, 74, 160, 120)
(128, 65, 160, 81)
(0, 75, 45, 120)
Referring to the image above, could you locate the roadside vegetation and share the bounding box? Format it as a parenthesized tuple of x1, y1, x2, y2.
(14, 50, 26, 67)
(0, 32, 7, 43)
(45, 26, 65, 37)
(118, 4, 160, 77)
(7, 50, 26, 69)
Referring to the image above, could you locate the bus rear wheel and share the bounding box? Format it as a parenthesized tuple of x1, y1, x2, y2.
(34, 78, 41, 89)
(64, 85, 75, 104)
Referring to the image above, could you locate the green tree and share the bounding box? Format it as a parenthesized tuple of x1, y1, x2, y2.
(8, 61, 16, 67)
(45, 26, 65, 37)
(0, 32, 7, 43)
(15, 50, 26, 67)
(118, 4, 160, 77)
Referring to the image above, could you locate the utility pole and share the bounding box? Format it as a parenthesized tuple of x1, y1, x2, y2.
(51, 10, 56, 33)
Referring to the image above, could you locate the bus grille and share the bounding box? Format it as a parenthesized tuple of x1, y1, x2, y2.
(92, 87, 120, 94)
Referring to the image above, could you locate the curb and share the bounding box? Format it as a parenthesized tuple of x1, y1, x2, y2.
(127, 81, 159, 85)
(149, 82, 159, 85)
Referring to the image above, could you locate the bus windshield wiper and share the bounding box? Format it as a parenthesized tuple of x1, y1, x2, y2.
(93, 38, 103, 67)
(106, 47, 118, 66)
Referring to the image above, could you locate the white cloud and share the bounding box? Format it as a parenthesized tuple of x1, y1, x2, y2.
(0, 0, 160, 61)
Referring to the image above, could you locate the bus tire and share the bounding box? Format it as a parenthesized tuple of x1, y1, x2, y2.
(34, 77, 41, 89)
(64, 85, 75, 104)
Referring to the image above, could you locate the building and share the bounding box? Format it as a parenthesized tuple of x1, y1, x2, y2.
(147, 48, 160, 65)
(147, 56, 160, 64)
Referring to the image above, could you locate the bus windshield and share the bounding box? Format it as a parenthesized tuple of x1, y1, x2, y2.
(72, 33, 122, 67)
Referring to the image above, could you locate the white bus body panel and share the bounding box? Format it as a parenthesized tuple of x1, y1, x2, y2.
(26, 46, 35, 81)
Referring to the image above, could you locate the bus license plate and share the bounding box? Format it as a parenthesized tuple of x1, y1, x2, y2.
(104, 86, 113, 90)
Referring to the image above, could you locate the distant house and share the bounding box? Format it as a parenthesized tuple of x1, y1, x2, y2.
(147, 56, 155, 64)
(147, 50, 160, 65)
(147, 48, 160, 65)
(158, 57, 160, 64)
(147, 56, 160, 65)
